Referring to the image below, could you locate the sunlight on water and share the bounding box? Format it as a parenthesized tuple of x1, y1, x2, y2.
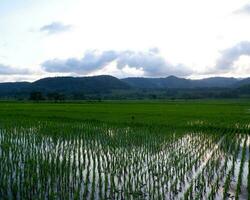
(0, 123, 249, 199)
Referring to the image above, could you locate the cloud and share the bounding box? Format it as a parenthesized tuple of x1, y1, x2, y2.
(42, 50, 118, 74)
(0, 64, 31, 75)
(233, 4, 250, 15)
(40, 22, 72, 34)
(41, 49, 192, 77)
(215, 41, 250, 71)
(115, 49, 191, 77)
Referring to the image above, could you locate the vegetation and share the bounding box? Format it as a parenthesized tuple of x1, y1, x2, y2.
(1, 75, 250, 100)
(0, 100, 249, 199)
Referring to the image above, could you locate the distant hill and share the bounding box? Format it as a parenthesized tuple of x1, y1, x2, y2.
(192, 77, 238, 88)
(122, 76, 238, 89)
(232, 78, 250, 88)
(31, 75, 130, 93)
(0, 75, 130, 97)
(0, 75, 250, 100)
(0, 82, 30, 96)
(121, 76, 191, 89)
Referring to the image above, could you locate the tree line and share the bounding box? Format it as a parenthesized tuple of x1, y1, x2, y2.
(29, 92, 66, 102)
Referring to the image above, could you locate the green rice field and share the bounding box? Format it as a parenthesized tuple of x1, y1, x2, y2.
(0, 100, 250, 199)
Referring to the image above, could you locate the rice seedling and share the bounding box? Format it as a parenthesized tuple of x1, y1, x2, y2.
(0, 101, 250, 199)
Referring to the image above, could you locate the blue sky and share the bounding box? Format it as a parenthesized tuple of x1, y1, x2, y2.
(1, 0, 250, 82)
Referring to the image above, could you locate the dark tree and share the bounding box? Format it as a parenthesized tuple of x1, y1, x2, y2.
(47, 92, 65, 102)
(29, 91, 45, 102)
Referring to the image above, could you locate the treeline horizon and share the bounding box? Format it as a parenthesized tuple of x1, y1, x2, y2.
(1, 75, 250, 100)
(17, 87, 250, 101)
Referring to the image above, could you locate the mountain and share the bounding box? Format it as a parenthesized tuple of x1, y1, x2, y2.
(122, 76, 238, 89)
(232, 78, 250, 88)
(0, 75, 250, 100)
(0, 82, 30, 95)
(192, 77, 238, 88)
(122, 76, 192, 89)
(31, 75, 130, 93)
(0, 75, 130, 97)
(234, 78, 250, 94)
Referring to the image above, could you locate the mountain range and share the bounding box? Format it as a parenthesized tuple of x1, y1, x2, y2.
(122, 76, 244, 89)
(1, 75, 250, 99)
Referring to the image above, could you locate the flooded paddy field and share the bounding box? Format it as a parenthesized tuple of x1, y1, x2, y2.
(0, 122, 249, 200)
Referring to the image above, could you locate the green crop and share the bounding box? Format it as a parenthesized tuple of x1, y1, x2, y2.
(0, 100, 249, 199)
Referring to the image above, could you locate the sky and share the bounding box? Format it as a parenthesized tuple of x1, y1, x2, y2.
(1, 0, 250, 82)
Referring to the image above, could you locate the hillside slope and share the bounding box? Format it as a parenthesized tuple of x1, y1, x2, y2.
(122, 76, 238, 88)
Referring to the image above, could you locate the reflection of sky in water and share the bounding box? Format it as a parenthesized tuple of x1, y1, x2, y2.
(0, 124, 249, 199)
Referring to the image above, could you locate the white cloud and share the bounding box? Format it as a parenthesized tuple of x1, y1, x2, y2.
(215, 41, 250, 71)
(0, 63, 31, 75)
(40, 22, 72, 34)
(233, 4, 250, 15)
(42, 49, 193, 77)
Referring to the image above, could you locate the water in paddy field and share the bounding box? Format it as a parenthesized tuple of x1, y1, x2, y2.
(0, 123, 249, 200)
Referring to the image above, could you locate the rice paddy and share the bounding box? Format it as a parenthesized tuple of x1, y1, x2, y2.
(0, 100, 250, 199)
